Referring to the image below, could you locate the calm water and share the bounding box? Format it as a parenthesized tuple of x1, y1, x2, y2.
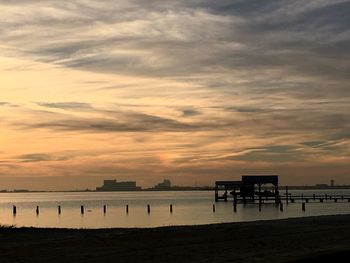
(1, 190, 350, 228)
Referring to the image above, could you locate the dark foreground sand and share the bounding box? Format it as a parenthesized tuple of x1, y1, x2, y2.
(1, 215, 350, 263)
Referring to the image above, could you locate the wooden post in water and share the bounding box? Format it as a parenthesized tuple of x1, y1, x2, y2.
(285, 186, 288, 205)
(13, 205, 17, 215)
(320, 198, 324, 203)
(36, 206, 39, 215)
(103, 205, 107, 214)
(279, 202, 283, 212)
(58, 205, 61, 215)
(214, 184, 218, 202)
(233, 190, 237, 212)
(334, 198, 338, 203)
(170, 204, 173, 213)
(126, 204, 129, 213)
(147, 204, 151, 213)
(313, 194, 316, 200)
(212, 204, 216, 213)
(325, 194, 328, 200)
(302, 202, 306, 212)
(81, 205, 84, 214)
(305, 198, 309, 203)
(258, 183, 262, 209)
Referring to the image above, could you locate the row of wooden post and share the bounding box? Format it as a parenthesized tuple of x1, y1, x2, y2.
(211, 202, 308, 213)
(13, 200, 337, 216)
(11, 204, 174, 215)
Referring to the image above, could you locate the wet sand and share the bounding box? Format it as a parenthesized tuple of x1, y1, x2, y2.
(1, 214, 350, 262)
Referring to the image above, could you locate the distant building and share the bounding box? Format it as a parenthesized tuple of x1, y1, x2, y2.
(154, 179, 171, 190)
(96, 180, 141, 191)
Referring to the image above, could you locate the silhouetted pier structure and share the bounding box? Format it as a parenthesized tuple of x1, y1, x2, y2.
(281, 192, 350, 203)
(215, 175, 279, 204)
(215, 175, 350, 205)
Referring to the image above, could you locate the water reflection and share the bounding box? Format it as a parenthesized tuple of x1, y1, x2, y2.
(0, 190, 349, 228)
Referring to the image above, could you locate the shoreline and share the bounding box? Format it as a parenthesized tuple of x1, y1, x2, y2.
(2, 185, 350, 193)
(3, 213, 350, 230)
(1, 214, 350, 262)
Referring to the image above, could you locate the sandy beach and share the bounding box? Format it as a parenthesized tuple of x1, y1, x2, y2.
(0, 214, 349, 262)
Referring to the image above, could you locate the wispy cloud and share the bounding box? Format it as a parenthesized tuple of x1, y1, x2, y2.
(36, 102, 94, 110)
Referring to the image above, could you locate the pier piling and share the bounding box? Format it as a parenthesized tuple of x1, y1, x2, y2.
(58, 206, 61, 215)
(13, 205, 16, 215)
(36, 206, 39, 215)
(103, 205, 107, 214)
(81, 205, 84, 214)
(302, 202, 306, 212)
(147, 204, 151, 213)
(126, 204, 129, 213)
(170, 204, 173, 213)
(279, 202, 283, 212)
(213, 204, 216, 212)
(233, 202, 237, 212)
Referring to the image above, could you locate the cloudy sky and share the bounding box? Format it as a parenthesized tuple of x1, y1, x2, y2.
(0, 0, 349, 190)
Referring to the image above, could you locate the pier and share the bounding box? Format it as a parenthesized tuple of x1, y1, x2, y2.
(215, 175, 279, 204)
(215, 175, 350, 204)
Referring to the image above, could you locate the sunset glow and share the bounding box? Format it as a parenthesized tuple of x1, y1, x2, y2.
(1, 1, 349, 190)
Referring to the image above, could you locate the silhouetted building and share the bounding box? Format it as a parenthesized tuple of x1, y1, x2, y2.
(154, 179, 171, 190)
(96, 180, 141, 191)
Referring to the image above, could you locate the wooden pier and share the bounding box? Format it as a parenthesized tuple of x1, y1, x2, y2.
(215, 175, 279, 204)
(215, 175, 350, 204)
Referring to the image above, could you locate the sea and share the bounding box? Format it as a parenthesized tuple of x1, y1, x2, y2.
(1, 189, 349, 228)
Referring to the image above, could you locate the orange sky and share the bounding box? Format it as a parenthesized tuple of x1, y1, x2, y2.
(0, 1, 349, 190)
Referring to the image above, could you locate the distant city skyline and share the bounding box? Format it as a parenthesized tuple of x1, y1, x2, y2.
(1, 1, 349, 190)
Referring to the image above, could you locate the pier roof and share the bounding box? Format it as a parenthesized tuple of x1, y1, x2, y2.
(242, 175, 278, 185)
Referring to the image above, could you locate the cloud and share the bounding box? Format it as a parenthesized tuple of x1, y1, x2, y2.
(182, 108, 201, 117)
(16, 153, 70, 163)
(36, 102, 94, 110)
(0, 1, 348, 81)
(26, 113, 197, 133)
(0, 102, 17, 107)
(17, 153, 53, 163)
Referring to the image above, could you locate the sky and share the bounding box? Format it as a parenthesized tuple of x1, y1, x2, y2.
(0, 0, 350, 190)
